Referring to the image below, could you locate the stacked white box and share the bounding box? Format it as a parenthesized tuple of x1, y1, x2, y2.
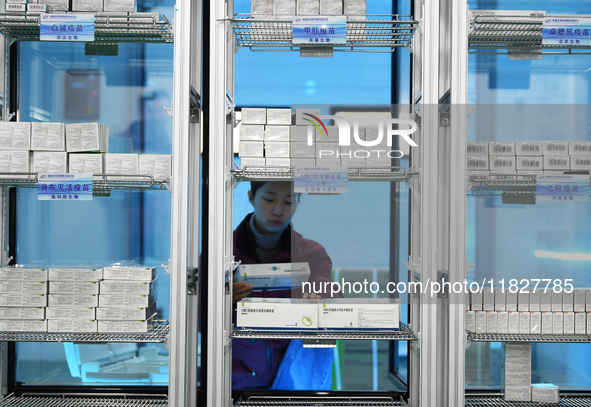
(519, 312, 530, 334)
(508, 311, 520, 334)
(265, 125, 290, 142)
(467, 142, 488, 155)
(542, 311, 553, 334)
(240, 125, 265, 141)
(48, 294, 98, 307)
(467, 156, 489, 171)
(516, 156, 543, 171)
(516, 141, 542, 155)
(543, 141, 568, 156)
(470, 290, 483, 311)
(239, 141, 264, 158)
(553, 312, 564, 334)
(564, 312, 575, 335)
(0, 320, 47, 332)
(570, 156, 591, 170)
(541, 290, 553, 311)
(65, 123, 108, 153)
(266, 109, 292, 125)
(489, 156, 516, 171)
(251, 0, 273, 16)
(240, 158, 266, 167)
(71, 0, 102, 11)
(552, 291, 563, 311)
(33, 152, 67, 174)
(0, 266, 48, 331)
(575, 312, 586, 334)
(475, 311, 486, 333)
(530, 312, 541, 334)
(320, 0, 342, 14)
(273, 0, 295, 17)
(575, 290, 586, 312)
(68, 153, 102, 174)
(242, 108, 267, 125)
(104, 154, 139, 180)
(498, 311, 508, 333)
(465, 311, 475, 332)
(31, 122, 65, 151)
(139, 154, 172, 181)
(503, 343, 531, 402)
(487, 311, 498, 333)
(483, 289, 495, 311)
(48, 319, 97, 333)
(0, 307, 44, 319)
(318, 299, 400, 330)
(529, 290, 541, 312)
(544, 155, 569, 170)
(531, 384, 560, 404)
(506, 291, 518, 312)
(563, 290, 574, 312)
(237, 298, 318, 330)
(489, 142, 516, 155)
(495, 289, 506, 311)
(297, 0, 319, 14)
(0, 151, 32, 179)
(0, 122, 30, 150)
(569, 141, 591, 155)
(518, 291, 530, 311)
(103, 0, 134, 12)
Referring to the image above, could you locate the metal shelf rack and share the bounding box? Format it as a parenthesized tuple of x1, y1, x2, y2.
(465, 396, 591, 406)
(467, 331, 591, 343)
(469, 13, 591, 55)
(235, 396, 408, 406)
(232, 323, 416, 341)
(0, 394, 168, 406)
(0, 13, 173, 43)
(0, 320, 169, 343)
(231, 14, 417, 53)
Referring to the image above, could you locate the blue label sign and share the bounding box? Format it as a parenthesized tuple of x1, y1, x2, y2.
(542, 17, 591, 46)
(536, 174, 590, 202)
(40, 13, 94, 42)
(293, 16, 347, 45)
(38, 174, 93, 201)
(294, 166, 348, 194)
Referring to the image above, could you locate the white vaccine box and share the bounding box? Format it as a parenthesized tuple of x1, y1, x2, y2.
(483, 289, 495, 311)
(266, 158, 291, 166)
(295, 109, 321, 125)
(45, 307, 95, 320)
(297, 0, 319, 14)
(503, 343, 531, 402)
(516, 141, 543, 155)
(498, 311, 508, 333)
(518, 291, 530, 311)
(487, 311, 498, 333)
(68, 153, 103, 174)
(102, 266, 156, 281)
(240, 125, 265, 141)
(543, 141, 568, 155)
(541, 290, 553, 311)
(0, 268, 47, 281)
(544, 155, 570, 170)
(0, 122, 30, 150)
(239, 141, 264, 158)
(519, 312, 530, 334)
(320, 0, 342, 14)
(71, 0, 102, 11)
(104, 154, 139, 180)
(0, 281, 47, 294)
(506, 291, 518, 312)
(100, 279, 157, 295)
(576, 289, 588, 312)
(290, 125, 311, 142)
(49, 282, 99, 295)
(274, 0, 295, 17)
(264, 125, 290, 142)
(31, 122, 65, 151)
(552, 291, 563, 311)
(241, 108, 267, 125)
(530, 312, 541, 334)
(291, 158, 316, 167)
(266, 109, 292, 125)
(95, 304, 156, 320)
(576, 312, 586, 334)
(103, 0, 134, 12)
(344, 2, 365, 17)
(563, 290, 574, 312)
(237, 298, 318, 331)
(48, 319, 97, 333)
(316, 158, 341, 166)
(588, 313, 591, 334)
(470, 290, 483, 311)
(316, 125, 339, 142)
(542, 312, 553, 334)
(529, 290, 541, 312)
(265, 142, 290, 157)
(553, 312, 564, 334)
(318, 299, 400, 330)
(467, 156, 489, 171)
(570, 156, 591, 170)
(65, 123, 107, 153)
(531, 384, 560, 404)
(466, 311, 475, 332)
(240, 158, 266, 168)
(0, 307, 44, 319)
(569, 141, 591, 155)
(0, 151, 32, 179)
(138, 154, 172, 181)
(33, 152, 67, 174)
(48, 294, 98, 307)
(0, 294, 46, 307)
(489, 156, 516, 171)
(495, 289, 506, 311)
(0, 319, 47, 332)
(508, 311, 520, 334)
(475, 311, 487, 333)
(251, 0, 273, 16)
(467, 172, 488, 182)
(564, 311, 575, 335)
(489, 142, 515, 156)
(99, 294, 153, 307)
(236, 263, 310, 289)
(316, 142, 339, 159)
(37, 0, 68, 10)
(467, 142, 488, 156)
(98, 320, 149, 333)
(48, 268, 102, 282)
(290, 142, 316, 158)
(6, 3, 26, 11)
(516, 156, 543, 171)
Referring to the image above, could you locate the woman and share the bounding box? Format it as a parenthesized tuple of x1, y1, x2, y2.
(232, 180, 342, 390)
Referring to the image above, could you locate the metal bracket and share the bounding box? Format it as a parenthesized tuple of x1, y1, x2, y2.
(437, 271, 449, 298)
(439, 89, 451, 127)
(190, 86, 201, 123)
(161, 259, 171, 275)
(468, 105, 476, 117)
(164, 102, 173, 118)
(303, 338, 337, 348)
(466, 259, 475, 275)
(226, 259, 241, 277)
(226, 91, 235, 116)
(164, 178, 172, 193)
(187, 267, 198, 295)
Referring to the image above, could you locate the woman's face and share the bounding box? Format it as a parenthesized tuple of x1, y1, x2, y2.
(248, 182, 297, 235)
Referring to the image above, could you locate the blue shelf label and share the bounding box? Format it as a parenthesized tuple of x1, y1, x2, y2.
(38, 173, 93, 201)
(536, 174, 590, 202)
(40, 13, 94, 42)
(294, 166, 348, 194)
(542, 17, 591, 46)
(293, 16, 347, 45)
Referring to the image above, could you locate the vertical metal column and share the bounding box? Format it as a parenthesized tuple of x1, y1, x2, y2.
(169, 0, 193, 403)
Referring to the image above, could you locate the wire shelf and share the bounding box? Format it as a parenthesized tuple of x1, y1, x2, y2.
(0, 13, 173, 43)
(232, 165, 416, 186)
(232, 323, 416, 341)
(465, 396, 591, 406)
(0, 320, 169, 343)
(1, 394, 168, 406)
(232, 14, 417, 52)
(0, 173, 170, 191)
(467, 331, 591, 343)
(469, 13, 591, 54)
(236, 396, 407, 406)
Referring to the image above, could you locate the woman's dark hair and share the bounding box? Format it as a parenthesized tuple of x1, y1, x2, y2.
(250, 181, 301, 201)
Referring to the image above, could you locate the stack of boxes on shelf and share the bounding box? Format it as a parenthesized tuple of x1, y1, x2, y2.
(466, 287, 588, 335)
(0, 266, 157, 333)
(250, 0, 366, 19)
(5, 0, 159, 19)
(467, 141, 591, 181)
(0, 122, 171, 182)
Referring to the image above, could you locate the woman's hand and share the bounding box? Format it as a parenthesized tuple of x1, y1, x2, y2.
(303, 293, 322, 299)
(233, 282, 253, 303)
